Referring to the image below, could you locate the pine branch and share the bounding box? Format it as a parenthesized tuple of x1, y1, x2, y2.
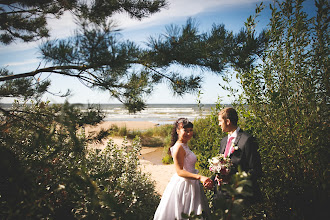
(0, 65, 90, 81)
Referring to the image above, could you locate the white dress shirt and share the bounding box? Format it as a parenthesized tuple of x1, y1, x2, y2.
(227, 127, 240, 157)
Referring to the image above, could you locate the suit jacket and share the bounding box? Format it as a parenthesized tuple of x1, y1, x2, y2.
(219, 128, 262, 200)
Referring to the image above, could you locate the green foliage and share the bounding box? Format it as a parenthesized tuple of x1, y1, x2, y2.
(85, 138, 160, 219)
(145, 123, 173, 137)
(99, 123, 172, 149)
(0, 101, 100, 219)
(161, 153, 173, 164)
(146, 18, 268, 74)
(0, 0, 173, 113)
(0, 101, 160, 219)
(0, 0, 167, 44)
(223, 0, 329, 219)
(3, 1, 328, 219)
(187, 101, 258, 219)
(140, 136, 163, 147)
(0, 68, 50, 100)
(143, 124, 173, 159)
(0, 0, 72, 44)
(189, 100, 225, 172)
(98, 123, 172, 163)
(183, 170, 254, 220)
(0, 0, 268, 113)
(91, 123, 172, 164)
(117, 125, 130, 137)
(211, 170, 254, 220)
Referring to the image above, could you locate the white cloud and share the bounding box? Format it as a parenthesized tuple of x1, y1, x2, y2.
(0, 0, 263, 53)
(111, 0, 264, 30)
(0, 12, 76, 54)
(0, 41, 39, 53)
(44, 0, 265, 35)
(0, 0, 264, 105)
(4, 59, 40, 67)
(47, 11, 76, 39)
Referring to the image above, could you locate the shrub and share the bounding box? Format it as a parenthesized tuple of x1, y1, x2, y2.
(189, 100, 224, 173)
(140, 136, 163, 147)
(85, 138, 160, 219)
(0, 102, 160, 219)
(222, 1, 329, 218)
(146, 124, 173, 137)
(161, 153, 173, 164)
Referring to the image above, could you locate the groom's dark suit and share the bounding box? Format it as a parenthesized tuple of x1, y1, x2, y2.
(218, 128, 262, 202)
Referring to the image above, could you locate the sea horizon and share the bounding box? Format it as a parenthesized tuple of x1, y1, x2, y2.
(0, 103, 231, 125)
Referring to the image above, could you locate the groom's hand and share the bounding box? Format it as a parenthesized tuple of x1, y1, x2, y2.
(206, 180, 214, 190)
(202, 178, 214, 190)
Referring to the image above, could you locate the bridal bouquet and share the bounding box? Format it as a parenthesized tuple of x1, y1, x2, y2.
(208, 154, 233, 185)
(209, 154, 233, 175)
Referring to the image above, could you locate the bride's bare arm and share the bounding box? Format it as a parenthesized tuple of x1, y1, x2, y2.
(173, 144, 213, 188)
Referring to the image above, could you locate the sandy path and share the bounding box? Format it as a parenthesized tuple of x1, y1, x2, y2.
(139, 147, 175, 195)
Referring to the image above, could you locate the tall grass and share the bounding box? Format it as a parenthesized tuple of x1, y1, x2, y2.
(98, 123, 173, 150)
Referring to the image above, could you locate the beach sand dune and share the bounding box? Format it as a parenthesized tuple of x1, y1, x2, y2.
(86, 121, 174, 195)
(85, 121, 157, 134)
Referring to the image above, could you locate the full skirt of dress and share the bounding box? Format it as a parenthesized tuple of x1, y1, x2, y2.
(154, 173, 210, 220)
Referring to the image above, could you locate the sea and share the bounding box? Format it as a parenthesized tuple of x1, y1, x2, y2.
(93, 103, 218, 125)
(0, 103, 230, 125)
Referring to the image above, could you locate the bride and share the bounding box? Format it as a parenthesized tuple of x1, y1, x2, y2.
(154, 118, 212, 220)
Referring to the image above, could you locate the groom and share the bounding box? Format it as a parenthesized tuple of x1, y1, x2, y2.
(216, 107, 262, 203)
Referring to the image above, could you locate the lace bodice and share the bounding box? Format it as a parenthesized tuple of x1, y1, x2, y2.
(170, 143, 198, 174)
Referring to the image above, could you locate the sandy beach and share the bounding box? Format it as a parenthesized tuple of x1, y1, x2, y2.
(85, 121, 175, 195)
(84, 121, 158, 133)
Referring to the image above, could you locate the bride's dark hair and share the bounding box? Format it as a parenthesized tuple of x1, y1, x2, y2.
(168, 118, 193, 155)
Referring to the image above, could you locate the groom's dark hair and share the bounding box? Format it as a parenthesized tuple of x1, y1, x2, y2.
(219, 107, 238, 126)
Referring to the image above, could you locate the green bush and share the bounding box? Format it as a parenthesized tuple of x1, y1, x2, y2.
(189, 101, 224, 173)
(140, 136, 163, 147)
(146, 124, 173, 137)
(220, 1, 329, 219)
(106, 124, 172, 149)
(85, 138, 160, 219)
(161, 153, 173, 164)
(0, 102, 160, 219)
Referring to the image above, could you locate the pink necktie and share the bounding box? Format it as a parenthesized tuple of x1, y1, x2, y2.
(224, 136, 235, 157)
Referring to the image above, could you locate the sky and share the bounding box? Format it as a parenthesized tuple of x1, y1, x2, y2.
(0, 0, 315, 105)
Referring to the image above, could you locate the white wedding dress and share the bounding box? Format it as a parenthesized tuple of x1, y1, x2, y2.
(154, 143, 210, 220)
